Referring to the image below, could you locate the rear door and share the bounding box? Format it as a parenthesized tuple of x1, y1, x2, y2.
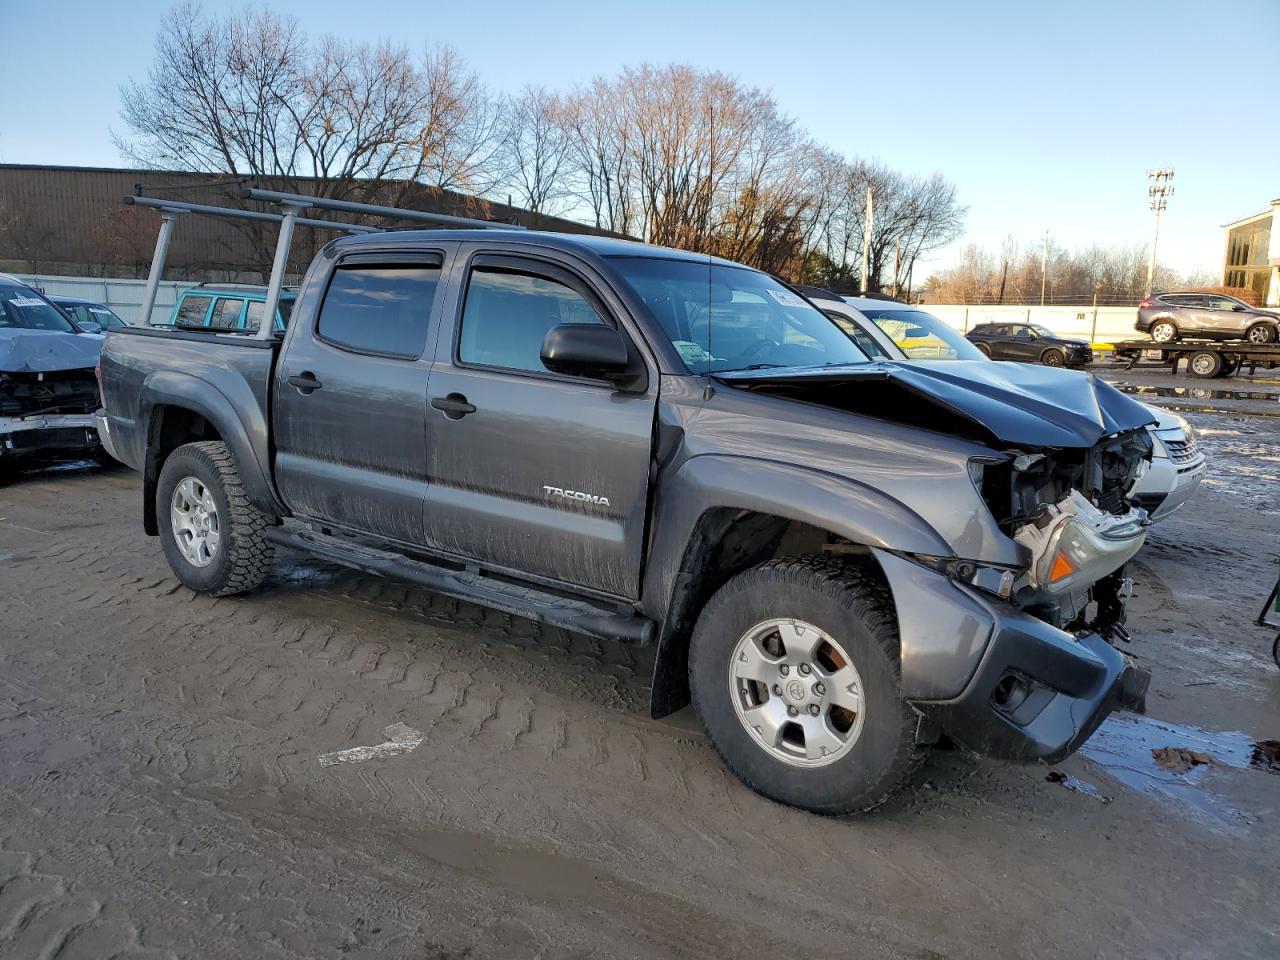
(1176, 295, 1213, 335)
(274, 244, 455, 542)
(422, 249, 658, 599)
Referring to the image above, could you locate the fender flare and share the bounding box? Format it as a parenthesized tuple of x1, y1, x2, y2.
(643, 454, 953, 717)
(139, 371, 280, 533)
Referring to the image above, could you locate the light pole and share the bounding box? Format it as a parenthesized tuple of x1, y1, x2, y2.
(1145, 167, 1174, 296)
(1040, 231, 1050, 306)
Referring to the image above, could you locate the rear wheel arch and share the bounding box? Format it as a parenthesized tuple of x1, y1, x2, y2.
(143, 404, 225, 535)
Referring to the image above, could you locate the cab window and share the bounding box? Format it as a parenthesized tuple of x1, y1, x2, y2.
(459, 265, 606, 373)
(316, 262, 442, 357)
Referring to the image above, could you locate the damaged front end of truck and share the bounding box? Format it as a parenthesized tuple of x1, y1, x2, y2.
(716, 359, 1158, 762)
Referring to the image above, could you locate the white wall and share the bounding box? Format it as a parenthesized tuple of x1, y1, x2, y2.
(15, 271, 1144, 344)
(923, 304, 1139, 345)
(15, 273, 188, 326)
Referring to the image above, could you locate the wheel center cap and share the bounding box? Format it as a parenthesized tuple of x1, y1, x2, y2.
(785, 678, 807, 703)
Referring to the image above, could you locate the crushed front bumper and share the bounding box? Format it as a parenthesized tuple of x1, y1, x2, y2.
(1, 412, 100, 459)
(875, 549, 1148, 764)
(912, 603, 1148, 763)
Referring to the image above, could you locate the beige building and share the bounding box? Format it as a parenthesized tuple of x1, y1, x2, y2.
(1223, 199, 1279, 306)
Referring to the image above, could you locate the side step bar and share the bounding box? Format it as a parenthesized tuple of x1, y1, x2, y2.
(264, 526, 653, 646)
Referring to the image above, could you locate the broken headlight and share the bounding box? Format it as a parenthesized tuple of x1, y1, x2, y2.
(1014, 490, 1147, 595)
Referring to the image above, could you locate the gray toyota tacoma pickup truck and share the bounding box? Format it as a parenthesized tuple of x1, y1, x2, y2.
(98, 230, 1155, 813)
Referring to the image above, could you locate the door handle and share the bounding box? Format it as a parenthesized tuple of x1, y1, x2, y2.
(287, 372, 322, 394)
(430, 393, 477, 419)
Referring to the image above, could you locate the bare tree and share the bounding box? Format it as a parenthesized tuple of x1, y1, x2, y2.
(118, 3, 499, 269)
(498, 86, 572, 221)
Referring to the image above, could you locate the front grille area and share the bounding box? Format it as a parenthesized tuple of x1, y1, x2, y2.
(1164, 435, 1201, 466)
(0, 368, 99, 417)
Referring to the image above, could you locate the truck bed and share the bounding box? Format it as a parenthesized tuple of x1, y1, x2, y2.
(97, 325, 280, 512)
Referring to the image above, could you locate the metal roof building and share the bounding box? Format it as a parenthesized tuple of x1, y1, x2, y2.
(0, 164, 608, 282)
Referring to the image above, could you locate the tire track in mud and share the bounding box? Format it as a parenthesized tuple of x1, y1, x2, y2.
(7, 466, 1280, 958)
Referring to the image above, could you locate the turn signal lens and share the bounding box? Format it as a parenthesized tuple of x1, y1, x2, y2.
(1049, 551, 1076, 583)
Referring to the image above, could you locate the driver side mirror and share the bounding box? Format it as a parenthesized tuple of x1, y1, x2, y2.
(541, 324, 645, 391)
(1232, 305, 1248, 312)
(78, 320, 102, 334)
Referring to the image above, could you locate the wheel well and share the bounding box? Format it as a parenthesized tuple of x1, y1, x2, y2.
(1040, 346, 1065, 360)
(649, 508, 891, 718)
(142, 405, 223, 535)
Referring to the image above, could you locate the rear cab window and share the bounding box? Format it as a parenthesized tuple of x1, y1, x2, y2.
(316, 261, 443, 357)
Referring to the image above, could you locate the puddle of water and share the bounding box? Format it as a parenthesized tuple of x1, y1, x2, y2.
(1045, 769, 1110, 803)
(1113, 383, 1280, 403)
(1077, 714, 1278, 829)
(275, 561, 343, 586)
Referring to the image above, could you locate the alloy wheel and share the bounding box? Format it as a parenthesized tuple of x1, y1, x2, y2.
(170, 476, 221, 567)
(1151, 322, 1176, 343)
(728, 618, 866, 767)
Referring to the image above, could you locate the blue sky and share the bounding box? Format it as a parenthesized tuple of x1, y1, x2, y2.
(3, 0, 1276, 277)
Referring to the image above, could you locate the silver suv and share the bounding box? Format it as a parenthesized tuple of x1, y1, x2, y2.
(1136, 291, 1279, 343)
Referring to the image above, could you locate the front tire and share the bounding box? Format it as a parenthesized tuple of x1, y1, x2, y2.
(688, 557, 923, 815)
(1040, 348, 1065, 367)
(157, 441, 274, 596)
(1246, 322, 1277, 344)
(1150, 320, 1178, 343)
(974, 343, 992, 359)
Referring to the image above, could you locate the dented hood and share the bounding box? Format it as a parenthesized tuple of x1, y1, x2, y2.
(715, 359, 1156, 449)
(0, 329, 103, 373)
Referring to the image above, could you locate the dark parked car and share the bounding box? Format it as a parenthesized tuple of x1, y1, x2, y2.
(965, 322, 1092, 368)
(98, 232, 1154, 814)
(47, 295, 129, 333)
(1136, 292, 1279, 344)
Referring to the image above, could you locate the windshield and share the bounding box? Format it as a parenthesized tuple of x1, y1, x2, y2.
(610, 257, 868, 373)
(850, 305, 986, 361)
(1028, 324, 1056, 338)
(0, 284, 77, 333)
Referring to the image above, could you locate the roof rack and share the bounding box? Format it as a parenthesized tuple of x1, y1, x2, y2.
(125, 188, 524, 337)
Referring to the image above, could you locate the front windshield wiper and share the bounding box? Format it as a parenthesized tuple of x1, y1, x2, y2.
(736, 363, 785, 370)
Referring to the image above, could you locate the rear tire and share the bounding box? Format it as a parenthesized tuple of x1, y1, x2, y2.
(157, 441, 274, 596)
(1246, 322, 1277, 344)
(1187, 350, 1223, 379)
(1218, 357, 1240, 378)
(1150, 320, 1178, 343)
(688, 557, 923, 815)
(1040, 348, 1065, 367)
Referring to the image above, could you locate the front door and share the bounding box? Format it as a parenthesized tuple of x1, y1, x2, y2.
(274, 246, 454, 542)
(423, 252, 657, 599)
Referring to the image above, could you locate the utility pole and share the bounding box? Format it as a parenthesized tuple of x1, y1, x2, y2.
(1040, 231, 1050, 306)
(891, 240, 901, 298)
(860, 185, 874, 294)
(1145, 167, 1174, 296)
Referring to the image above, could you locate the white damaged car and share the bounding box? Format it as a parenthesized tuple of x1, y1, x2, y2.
(802, 290, 1205, 521)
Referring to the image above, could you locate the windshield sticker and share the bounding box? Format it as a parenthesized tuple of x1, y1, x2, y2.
(672, 340, 712, 365)
(766, 289, 808, 308)
(89, 307, 112, 314)
(7, 297, 45, 308)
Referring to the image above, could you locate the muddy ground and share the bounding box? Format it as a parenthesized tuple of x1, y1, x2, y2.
(1, 366, 1278, 959)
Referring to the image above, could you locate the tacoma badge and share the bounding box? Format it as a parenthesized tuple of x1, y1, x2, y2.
(543, 485, 611, 507)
